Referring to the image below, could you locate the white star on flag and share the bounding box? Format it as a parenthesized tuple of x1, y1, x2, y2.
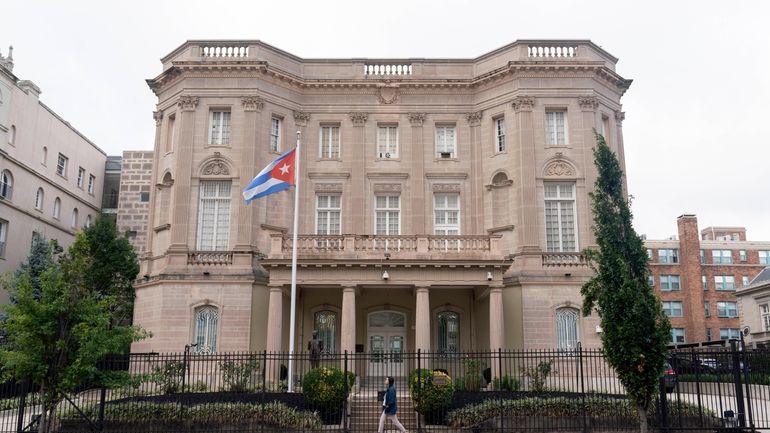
(279, 163, 290, 175)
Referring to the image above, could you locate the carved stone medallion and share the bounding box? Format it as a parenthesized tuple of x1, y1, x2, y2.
(377, 85, 399, 104)
(202, 160, 230, 176)
(543, 160, 576, 177)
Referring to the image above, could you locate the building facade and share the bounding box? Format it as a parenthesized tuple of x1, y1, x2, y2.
(0, 47, 106, 301)
(132, 40, 633, 360)
(646, 215, 770, 345)
(736, 268, 770, 347)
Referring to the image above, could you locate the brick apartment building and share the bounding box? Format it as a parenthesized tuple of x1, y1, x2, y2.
(645, 215, 770, 345)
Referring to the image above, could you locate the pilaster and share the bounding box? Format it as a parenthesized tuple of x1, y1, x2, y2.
(349, 112, 368, 233)
(294, 111, 311, 233)
(512, 96, 539, 252)
(145, 110, 164, 257)
(408, 113, 427, 234)
(169, 95, 199, 250)
(466, 111, 483, 233)
(235, 96, 263, 250)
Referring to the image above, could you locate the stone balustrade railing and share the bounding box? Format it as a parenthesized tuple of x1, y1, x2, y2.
(541, 252, 589, 267)
(527, 43, 579, 59)
(269, 234, 501, 258)
(200, 44, 249, 58)
(364, 63, 413, 76)
(187, 251, 234, 265)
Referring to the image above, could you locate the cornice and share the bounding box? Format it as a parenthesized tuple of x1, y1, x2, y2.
(308, 172, 351, 179)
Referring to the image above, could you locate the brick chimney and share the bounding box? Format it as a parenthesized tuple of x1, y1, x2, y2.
(677, 214, 706, 342)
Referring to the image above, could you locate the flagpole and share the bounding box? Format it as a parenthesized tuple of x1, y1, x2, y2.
(287, 131, 301, 392)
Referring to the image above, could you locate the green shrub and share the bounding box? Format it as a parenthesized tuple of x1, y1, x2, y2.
(521, 360, 555, 392)
(408, 369, 454, 415)
(220, 356, 259, 392)
(461, 358, 486, 390)
(151, 361, 185, 394)
(301, 367, 349, 412)
(492, 375, 520, 391)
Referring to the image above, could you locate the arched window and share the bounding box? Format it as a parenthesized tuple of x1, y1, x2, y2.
(85, 215, 92, 228)
(492, 172, 509, 185)
(53, 197, 61, 219)
(314, 310, 337, 354)
(437, 311, 460, 354)
(42, 146, 48, 165)
(35, 188, 44, 210)
(71, 208, 79, 228)
(556, 308, 580, 350)
(9, 125, 16, 145)
(0, 170, 12, 200)
(194, 305, 219, 354)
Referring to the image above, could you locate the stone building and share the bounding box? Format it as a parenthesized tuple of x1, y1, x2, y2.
(645, 215, 770, 345)
(736, 268, 770, 347)
(0, 47, 105, 300)
(132, 39, 633, 361)
(115, 151, 153, 254)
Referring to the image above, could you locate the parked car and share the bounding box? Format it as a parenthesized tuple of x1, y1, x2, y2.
(668, 354, 716, 375)
(663, 361, 677, 393)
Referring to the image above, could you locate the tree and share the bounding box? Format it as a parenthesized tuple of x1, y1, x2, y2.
(81, 215, 139, 326)
(0, 234, 147, 433)
(581, 133, 671, 433)
(11, 234, 58, 300)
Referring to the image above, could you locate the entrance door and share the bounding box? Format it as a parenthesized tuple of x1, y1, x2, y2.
(367, 311, 407, 377)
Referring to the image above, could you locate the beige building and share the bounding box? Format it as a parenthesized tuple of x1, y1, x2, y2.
(0, 47, 105, 300)
(736, 268, 770, 347)
(132, 39, 632, 361)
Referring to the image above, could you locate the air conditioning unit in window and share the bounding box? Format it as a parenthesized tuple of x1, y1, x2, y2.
(439, 152, 452, 159)
(379, 152, 392, 159)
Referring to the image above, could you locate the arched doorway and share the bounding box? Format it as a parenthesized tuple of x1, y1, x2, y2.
(367, 310, 407, 377)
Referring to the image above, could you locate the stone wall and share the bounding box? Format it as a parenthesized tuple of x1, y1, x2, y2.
(117, 151, 153, 254)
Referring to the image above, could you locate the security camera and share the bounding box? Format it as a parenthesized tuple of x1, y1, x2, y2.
(382, 270, 389, 281)
(486, 271, 493, 281)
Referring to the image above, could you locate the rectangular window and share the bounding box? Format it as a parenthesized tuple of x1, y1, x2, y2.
(662, 301, 683, 317)
(720, 328, 740, 340)
(316, 194, 342, 236)
(712, 249, 733, 264)
(704, 301, 710, 318)
(647, 275, 655, 287)
(377, 125, 399, 158)
(715, 275, 736, 291)
(270, 117, 281, 153)
(544, 182, 577, 252)
(545, 110, 567, 145)
(140, 192, 150, 202)
(762, 304, 770, 332)
(208, 111, 231, 145)
(658, 249, 679, 264)
(706, 328, 712, 342)
(433, 193, 460, 250)
(77, 167, 85, 188)
(742, 276, 750, 287)
(671, 328, 685, 344)
(88, 175, 95, 194)
(166, 114, 176, 152)
(375, 195, 400, 236)
(699, 249, 705, 264)
(319, 125, 341, 159)
(660, 275, 681, 291)
(0, 219, 7, 258)
(717, 301, 738, 318)
(196, 181, 232, 251)
(495, 117, 506, 152)
(702, 275, 708, 290)
(646, 249, 653, 261)
(435, 125, 456, 159)
(57, 154, 68, 177)
(760, 251, 770, 265)
(739, 250, 747, 262)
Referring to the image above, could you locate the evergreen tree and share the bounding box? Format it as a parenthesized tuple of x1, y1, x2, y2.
(12, 235, 57, 300)
(581, 133, 671, 433)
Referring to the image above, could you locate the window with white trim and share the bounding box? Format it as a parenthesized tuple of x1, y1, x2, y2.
(34, 188, 44, 210)
(544, 182, 577, 252)
(0, 170, 13, 200)
(545, 110, 567, 145)
(717, 301, 738, 318)
(41, 146, 47, 165)
(71, 208, 78, 228)
(760, 251, 770, 265)
(433, 193, 460, 250)
(208, 110, 231, 145)
(556, 308, 580, 350)
(435, 125, 456, 159)
(375, 195, 400, 236)
(316, 194, 341, 248)
(705, 301, 710, 318)
(166, 114, 176, 153)
(85, 215, 92, 228)
(761, 304, 770, 332)
(437, 311, 460, 354)
(88, 175, 95, 194)
(671, 328, 685, 344)
(0, 219, 7, 258)
(647, 275, 654, 287)
(699, 249, 705, 264)
(314, 310, 337, 354)
(646, 249, 652, 261)
(197, 181, 232, 251)
(658, 249, 678, 264)
(270, 117, 281, 153)
(9, 125, 16, 145)
(53, 197, 61, 219)
(720, 328, 740, 341)
(660, 275, 681, 291)
(662, 301, 683, 317)
(77, 167, 85, 188)
(494, 117, 506, 152)
(702, 275, 708, 290)
(377, 125, 398, 159)
(56, 153, 68, 177)
(714, 276, 736, 291)
(319, 125, 341, 159)
(194, 305, 219, 354)
(742, 276, 750, 287)
(706, 328, 712, 342)
(739, 250, 747, 262)
(712, 249, 733, 264)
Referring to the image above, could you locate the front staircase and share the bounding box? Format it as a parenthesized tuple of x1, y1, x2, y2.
(348, 380, 418, 433)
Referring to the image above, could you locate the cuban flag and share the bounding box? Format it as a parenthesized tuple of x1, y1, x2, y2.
(242, 148, 296, 203)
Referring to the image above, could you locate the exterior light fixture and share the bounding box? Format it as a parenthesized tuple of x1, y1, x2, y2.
(486, 271, 493, 281)
(382, 270, 390, 281)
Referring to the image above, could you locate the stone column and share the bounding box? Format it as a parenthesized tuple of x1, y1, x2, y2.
(466, 112, 483, 232)
(408, 113, 427, 233)
(349, 112, 368, 233)
(614, 111, 627, 193)
(266, 286, 284, 352)
(511, 96, 538, 253)
(415, 286, 431, 353)
(578, 96, 600, 249)
(169, 95, 199, 250)
(489, 286, 504, 380)
(235, 96, 263, 250)
(144, 111, 163, 257)
(341, 286, 357, 355)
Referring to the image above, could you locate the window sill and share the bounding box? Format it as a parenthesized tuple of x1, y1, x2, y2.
(491, 150, 508, 157)
(206, 143, 231, 148)
(376, 157, 401, 162)
(317, 158, 342, 162)
(57, 173, 68, 180)
(545, 144, 571, 149)
(434, 157, 459, 162)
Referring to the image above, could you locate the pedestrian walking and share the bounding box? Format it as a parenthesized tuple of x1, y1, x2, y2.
(379, 376, 407, 433)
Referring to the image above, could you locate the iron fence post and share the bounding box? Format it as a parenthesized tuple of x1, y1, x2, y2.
(344, 350, 349, 433)
(417, 349, 422, 433)
(740, 333, 756, 431)
(659, 376, 669, 433)
(98, 386, 106, 432)
(15, 379, 27, 433)
(731, 339, 747, 428)
(578, 343, 587, 433)
(498, 348, 504, 431)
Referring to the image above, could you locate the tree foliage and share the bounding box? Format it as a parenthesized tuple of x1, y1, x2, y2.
(581, 133, 670, 433)
(0, 232, 146, 432)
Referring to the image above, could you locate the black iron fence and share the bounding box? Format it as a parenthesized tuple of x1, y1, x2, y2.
(0, 345, 768, 432)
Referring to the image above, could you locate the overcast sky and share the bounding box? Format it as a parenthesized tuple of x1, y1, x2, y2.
(2, 0, 768, 240)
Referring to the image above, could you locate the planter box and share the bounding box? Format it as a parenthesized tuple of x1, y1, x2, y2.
(59, 420, 295, 433)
